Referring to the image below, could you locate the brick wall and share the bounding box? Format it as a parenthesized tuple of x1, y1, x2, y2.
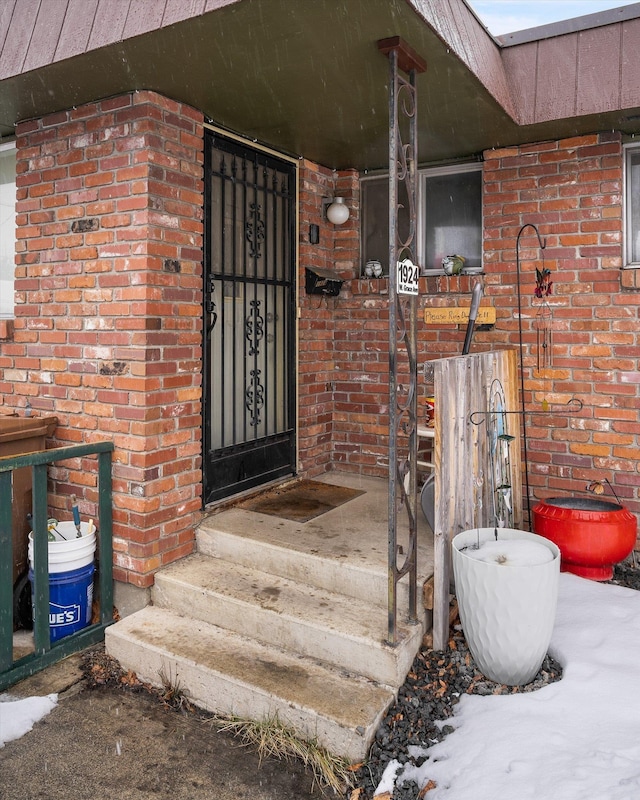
(331, 271, 485, 477)
(3, 105, 637, 583)
(483, 133, 640, 519)
(2, 91, 204, 587)
(306, 132, 639, 528)
(297, 162, 360, 476)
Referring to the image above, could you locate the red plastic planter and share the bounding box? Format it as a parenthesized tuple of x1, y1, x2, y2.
(532, 497, 637, 581)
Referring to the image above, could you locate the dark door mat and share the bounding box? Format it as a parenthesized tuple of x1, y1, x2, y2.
(238, 479, 364, 523)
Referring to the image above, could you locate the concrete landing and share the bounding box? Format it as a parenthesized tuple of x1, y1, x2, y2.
(198, 472, 434, 608)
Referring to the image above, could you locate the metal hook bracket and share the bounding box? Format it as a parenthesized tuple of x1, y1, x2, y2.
(469, 397, 583, 426)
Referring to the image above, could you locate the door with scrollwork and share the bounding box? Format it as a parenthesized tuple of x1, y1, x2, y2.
(203, 131, 296, 505)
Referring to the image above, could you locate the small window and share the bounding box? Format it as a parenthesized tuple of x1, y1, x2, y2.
(361, 176, 408, 273)
(0, 142, 16, 318)
(420, 164, 482, 272)
(361, 163, 482, 275)
(624, 144, 640, 267)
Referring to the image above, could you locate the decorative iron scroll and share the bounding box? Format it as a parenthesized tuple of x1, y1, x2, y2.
(246, 299, 264, 356)
(246, 299, 265, 426)
(377, 37, 427, 644)
(246, 368, 264, 427)
(245, 202, 265, 259)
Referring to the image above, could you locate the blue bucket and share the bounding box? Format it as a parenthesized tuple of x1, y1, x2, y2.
(29, 563, 95, 643)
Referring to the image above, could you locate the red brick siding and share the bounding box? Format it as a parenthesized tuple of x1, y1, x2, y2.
(4, 103, 637, 578)
(3, 91, 204, 587)
(297, 163, 360, 476)
(483, 133, 640, 520)
(331, 272, 486, 478)
(301, 133, 639, 529)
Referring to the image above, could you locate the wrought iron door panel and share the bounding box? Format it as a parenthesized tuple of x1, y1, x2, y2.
(204, 133, 296, 504)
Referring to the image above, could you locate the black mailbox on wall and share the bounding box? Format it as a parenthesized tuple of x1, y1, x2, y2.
(305, 267, 344, 297)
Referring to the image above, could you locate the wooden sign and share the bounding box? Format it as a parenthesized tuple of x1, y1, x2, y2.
(424, 306, 496, 325)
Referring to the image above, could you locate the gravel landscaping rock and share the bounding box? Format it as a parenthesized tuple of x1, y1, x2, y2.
(609, 557, 640, 591)
(349, 557, 640, 800)
(350, 628, 562, 799)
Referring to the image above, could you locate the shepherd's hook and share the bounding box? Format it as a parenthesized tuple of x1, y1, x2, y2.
(515, 223, 546, 530)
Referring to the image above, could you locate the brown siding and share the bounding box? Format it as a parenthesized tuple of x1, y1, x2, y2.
(0, 0, 240, 82)
(504, 18, 640, 124)
(162, 0, 207, 27)
(621, 18, 640, 109)
(22, 1, 68, 73)
(536, 35, 578, 120)
(501, 41, 537, 124)
(0, 0, 39, 78)
(576, 26, 621, 115)
(0, 2, 14, 54)
(87, 0, 131, 50)
(124, 0, 168, 38)
(411, 0, 518, 120)
(55, 0, 99, 61)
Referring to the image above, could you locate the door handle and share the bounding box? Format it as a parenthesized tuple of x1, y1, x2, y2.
(206, 278, 218, 332)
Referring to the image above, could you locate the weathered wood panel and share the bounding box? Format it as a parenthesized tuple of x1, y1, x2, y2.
(0, 1, 16, 56)
(431, 349, 521, 650)
(88, 0, 131, 51)
(125, 0, 168, 38)
(163, 0, 208, 27)
(1, 0, 241, 82)
(411, 0, 517, 120)
(502, 13, 640, 126)
(501, 41, 540, 126)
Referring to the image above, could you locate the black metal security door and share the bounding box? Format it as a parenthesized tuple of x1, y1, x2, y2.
(203, 132, 296, 505)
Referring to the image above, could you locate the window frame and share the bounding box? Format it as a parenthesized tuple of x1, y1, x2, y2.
(360, 160, 483, 276)
(623, 142, 640, 269)
(417, 161, 483, 275)
(0, 139, 16, 319)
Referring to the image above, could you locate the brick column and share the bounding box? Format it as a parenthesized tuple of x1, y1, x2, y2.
(6, 91, 204, 588)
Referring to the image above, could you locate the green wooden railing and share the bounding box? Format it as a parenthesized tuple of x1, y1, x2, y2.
(0, 441, 114, 691)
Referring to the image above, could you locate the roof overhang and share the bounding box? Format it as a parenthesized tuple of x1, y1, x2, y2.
(2, 0, 640, 170)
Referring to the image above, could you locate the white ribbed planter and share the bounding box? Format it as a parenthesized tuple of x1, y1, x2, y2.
(452, 528, 560, 686)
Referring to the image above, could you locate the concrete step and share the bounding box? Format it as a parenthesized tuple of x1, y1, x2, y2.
(152, 553, 423, 687)
(105, 605, 395, 763)
(197, 512, 403, 609)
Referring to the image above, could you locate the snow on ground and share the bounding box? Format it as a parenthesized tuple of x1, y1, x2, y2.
(3, 573, 640, 798)
(380, 573, 640, 799)
(0, 693, 57, 748)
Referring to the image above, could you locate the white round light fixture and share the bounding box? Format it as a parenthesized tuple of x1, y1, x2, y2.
(326, 197, 350, 225)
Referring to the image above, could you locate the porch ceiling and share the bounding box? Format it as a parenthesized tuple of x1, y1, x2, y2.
(3, 0, 640, 169)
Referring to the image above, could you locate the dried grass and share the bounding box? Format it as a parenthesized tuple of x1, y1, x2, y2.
(219, 713, 353, 795)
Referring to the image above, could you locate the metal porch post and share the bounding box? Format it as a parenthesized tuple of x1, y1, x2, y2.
(377, 37, 427, 644)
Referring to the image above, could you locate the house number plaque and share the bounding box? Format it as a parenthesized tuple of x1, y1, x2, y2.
(397, 258, 419, 295)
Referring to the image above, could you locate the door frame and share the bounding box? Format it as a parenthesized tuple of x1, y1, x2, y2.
(202, 124, 299, 506)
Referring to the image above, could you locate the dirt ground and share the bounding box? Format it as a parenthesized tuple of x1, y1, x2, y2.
(0, 648, 332, 800)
